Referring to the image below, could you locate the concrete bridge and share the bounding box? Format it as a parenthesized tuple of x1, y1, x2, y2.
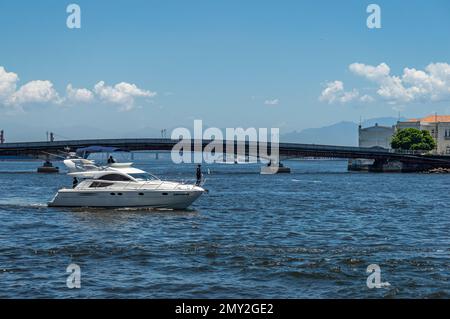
(1, 138, 450, 172)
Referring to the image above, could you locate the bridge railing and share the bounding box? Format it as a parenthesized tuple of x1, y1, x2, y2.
(0, 137, 442, 161)
(388, 149, 428, 155)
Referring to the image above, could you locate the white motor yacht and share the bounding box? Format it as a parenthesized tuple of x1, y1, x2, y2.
(48, 160, 206, 209)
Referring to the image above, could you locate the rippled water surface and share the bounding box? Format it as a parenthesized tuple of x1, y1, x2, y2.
(0, 157, 448, 298)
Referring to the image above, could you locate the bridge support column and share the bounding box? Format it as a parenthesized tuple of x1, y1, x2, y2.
(260, 161, 291, 174)
(368, 159, 435, 173)
(368, 159, 389, 172)
(348, 159, 374, 171)
(398, 162, 435, 173)
(368, 159, 406, 172)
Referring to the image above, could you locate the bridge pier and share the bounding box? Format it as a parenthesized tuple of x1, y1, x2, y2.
(397, 162, 436, 173)
(367, 158, 389, 172)
(2, 139, 450, 174)
(367, 159, 435, 173)
(260, 161, 291, 174)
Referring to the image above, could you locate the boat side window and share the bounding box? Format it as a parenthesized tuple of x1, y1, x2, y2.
(128, 173, 159, 181)
(90, 181, 114, 188)
(98, 174, 132, 182)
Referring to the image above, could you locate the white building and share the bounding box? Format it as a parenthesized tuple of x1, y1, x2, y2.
(349, 123, 395, 171)
(358, 123, 395, 149)
(396, 115, 450, 155)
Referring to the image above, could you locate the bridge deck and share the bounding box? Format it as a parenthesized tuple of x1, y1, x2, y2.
(1, 138, 450, 165)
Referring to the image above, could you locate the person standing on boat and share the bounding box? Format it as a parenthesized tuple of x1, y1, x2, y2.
(72, 177, 78, 189)
(107, 155, 116, 164)
(196, 164, 202, 186)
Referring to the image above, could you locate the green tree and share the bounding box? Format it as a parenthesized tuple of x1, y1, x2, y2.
(391, 128, 436, 151)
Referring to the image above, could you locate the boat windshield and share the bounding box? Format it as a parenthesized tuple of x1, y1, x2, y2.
(129, 173, 160, 181)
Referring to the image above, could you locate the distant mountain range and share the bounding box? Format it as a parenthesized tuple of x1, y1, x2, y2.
(0, 123, 162, 143)
(1, 117, 403, 145)
(280, 117, 404, 146)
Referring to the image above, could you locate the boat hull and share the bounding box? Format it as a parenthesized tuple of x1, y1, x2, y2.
(37, 166, 59, 173)
(48, 189, 204, 210)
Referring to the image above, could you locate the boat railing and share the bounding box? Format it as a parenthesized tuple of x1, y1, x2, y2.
(75, 179, 200, 191)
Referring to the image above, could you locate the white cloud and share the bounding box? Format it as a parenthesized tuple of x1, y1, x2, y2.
(401, 63, 450, 101)
(349, 62, 412, 102)
(0, 66, 157, 111)
(360, 94, 375, 103)
(340, 90, 360, 103)
(319, 80, 359, 104)
(8, 80, 61, 105)
(319, 80, 343, 103)
(66, 84, 94, 103)
(264, 98, 279, 105)
(349, 62, 391, 82)
(0, 67, 19, 102)
(94, 81, 157, 111)
(348, 62, 450, 104)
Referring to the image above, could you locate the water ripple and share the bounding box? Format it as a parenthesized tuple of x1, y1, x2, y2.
(0, 160, 448, 298)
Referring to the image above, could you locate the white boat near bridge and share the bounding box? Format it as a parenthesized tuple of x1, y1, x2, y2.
(48, 160, 206, 210)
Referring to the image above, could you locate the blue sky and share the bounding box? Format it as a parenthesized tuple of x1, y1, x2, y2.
(0, 0, 449, 140)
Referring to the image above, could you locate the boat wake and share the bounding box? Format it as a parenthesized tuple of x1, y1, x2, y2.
(291, 179, 322, 183)
(0, 202, 48, 210)
(56, 206, 200, 215)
